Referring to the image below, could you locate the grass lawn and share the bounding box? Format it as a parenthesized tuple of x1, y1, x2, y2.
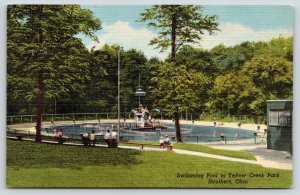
(120, 141, 256, 160)
(173, 143, 256, 160)
(7, 139, 292, 188)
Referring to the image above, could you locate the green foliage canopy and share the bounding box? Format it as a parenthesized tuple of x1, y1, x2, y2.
(6, 5, 293, 119)
(150, 62, 210, 116)
(7, 5, 102, 114)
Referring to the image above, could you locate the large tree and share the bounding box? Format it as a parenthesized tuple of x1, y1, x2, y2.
(207, 38, 293, 116)
(176, 45, 216, 76)
(151, 63, 210, 142)
(242, 55, 293, 100)
(207, 72, 265, 116)
(139, 5, 218, 61)
(7, 5, 101, 141)
(210, 42, 256, 72)
(139, 5, 218, 141)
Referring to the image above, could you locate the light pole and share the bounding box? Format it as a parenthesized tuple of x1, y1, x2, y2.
(134, 74, 146, 128)
(117, 47, 123, 140)
(134, 73, 146, 112)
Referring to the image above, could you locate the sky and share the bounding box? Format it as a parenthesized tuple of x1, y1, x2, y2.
(80, 5, 293, 59)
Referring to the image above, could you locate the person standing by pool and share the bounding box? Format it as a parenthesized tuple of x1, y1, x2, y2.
(87, 132, 91, 146)
(238, 121, 242, 127)
(163, 135, 173, 151)
(163, 135, 170, 144)
(82, 132, 89, 146)
(110, 131, 118, 148)
(212, 131, 216, 138)
(98, 127, 103, 135)
(55, 129, 63, 137)
(90, 130, 96, 147)
(213, 117, 216, 126)
(104, 130, 112, 147)
(159, 136, 164, 149)
(234, 131, 238, 139)
(111, 131, 117, 139)
(220, 132, 225, 141)
(56, 129, 64, 144)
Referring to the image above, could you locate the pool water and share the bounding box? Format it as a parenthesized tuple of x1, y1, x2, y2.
(43, 122, 255, 143)
(161, 123, 254, 142)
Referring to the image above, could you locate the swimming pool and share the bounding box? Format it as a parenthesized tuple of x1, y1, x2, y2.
(43, 122, 255, 143)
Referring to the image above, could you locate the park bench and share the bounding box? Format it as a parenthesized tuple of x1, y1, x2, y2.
(7, 132, 69, 143)
(7, 132, 36, 140)
(7, 131, 79, 143)
(122, 142, 173, 151)
(7, 131, 108, 146)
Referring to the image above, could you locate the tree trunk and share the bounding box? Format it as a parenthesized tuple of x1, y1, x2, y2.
(36, 70, 43, 142)
(54, 97, 57, 115)
(171, 14, 177, 61)
(171, 14, 181, 142)
(186, 109, 188, 121)
(174, 111, 183, 142)
(35, 5, 44, 142)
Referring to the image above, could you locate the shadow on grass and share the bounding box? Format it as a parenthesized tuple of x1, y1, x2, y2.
(7, 139, 142, 170)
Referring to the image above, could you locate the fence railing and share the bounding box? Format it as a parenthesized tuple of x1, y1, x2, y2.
(6, 112, 266, 125)
(120, 134, 266, 145)
(7, 113, 119, 124)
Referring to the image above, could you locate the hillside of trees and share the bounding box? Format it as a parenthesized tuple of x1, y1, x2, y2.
(7, 5, 293, 120)
(7, 36, 293, 117)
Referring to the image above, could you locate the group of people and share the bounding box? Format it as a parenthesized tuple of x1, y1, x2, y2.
(54, 129, 64, 137)
(82, 130, 96, 146)
(211, 131, 240, 140)
(159, 135, 172, 149)
(54, 129, 67, 144)
(104, 130, 118, 148)
(211, 131, 225, 141)
(56, 128, 118, 147)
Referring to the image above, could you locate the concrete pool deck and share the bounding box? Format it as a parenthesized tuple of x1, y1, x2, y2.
(160, 119, 267, 132)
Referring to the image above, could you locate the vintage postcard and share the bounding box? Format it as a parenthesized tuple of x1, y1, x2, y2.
(6, 4, 293, 188)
